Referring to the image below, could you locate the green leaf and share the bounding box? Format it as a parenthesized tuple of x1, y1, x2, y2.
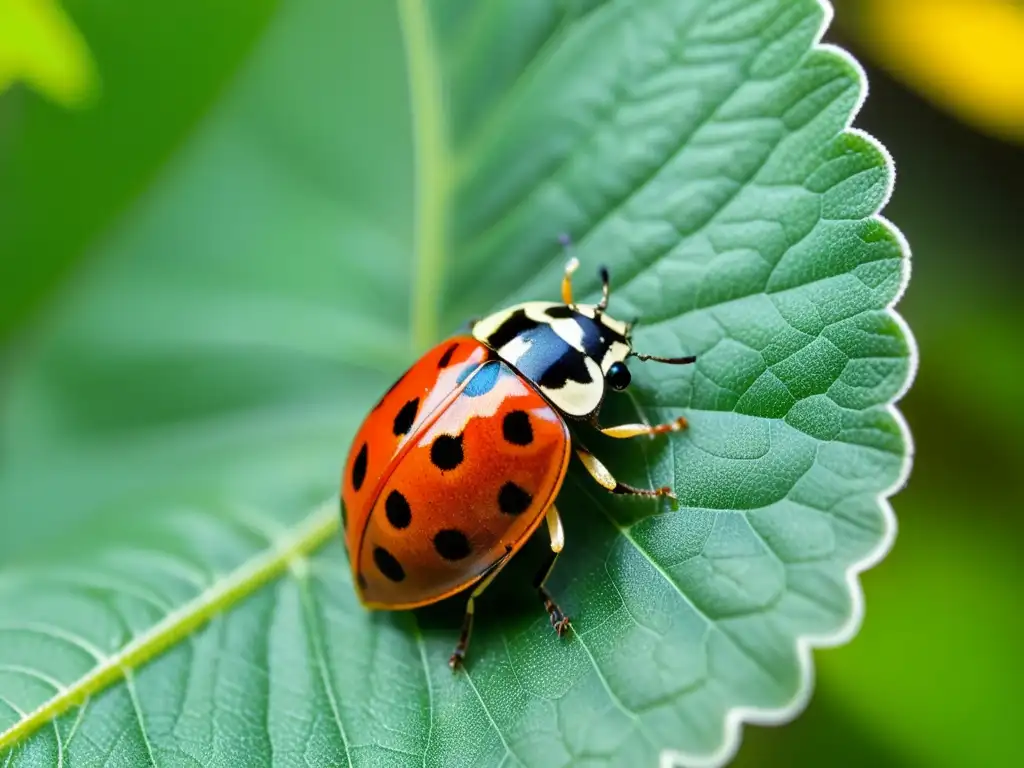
(0, 0, 98, 108)
(0, 0, 914, 765)
(0, 0, 279, 342)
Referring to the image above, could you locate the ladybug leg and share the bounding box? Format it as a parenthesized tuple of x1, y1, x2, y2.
(448, 547, 513, 671)
(533, 505, 571, 637)
(595, 415, 689, 439)
(574, 443, 678, 507)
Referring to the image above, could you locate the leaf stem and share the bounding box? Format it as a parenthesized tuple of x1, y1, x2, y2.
(0, 501, 341, 753)
(398, 0, 449, 352)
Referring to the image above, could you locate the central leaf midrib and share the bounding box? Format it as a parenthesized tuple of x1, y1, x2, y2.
(398, 0, 450, 352)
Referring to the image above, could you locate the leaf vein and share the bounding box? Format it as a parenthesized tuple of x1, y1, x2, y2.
(398, 0, 451, 351)
(297, 567, 353, 768)
(462, 667, 520, 767)
(62, 698, 89, 753)
(411, 619, 434, 768)
(124, 672, 158, 767)
(585, 482, 795, 693)
(454, 0, 614, 176)
(0, 502, 340, 753)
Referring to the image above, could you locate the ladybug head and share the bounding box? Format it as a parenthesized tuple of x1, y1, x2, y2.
(471, 262, 696, 420)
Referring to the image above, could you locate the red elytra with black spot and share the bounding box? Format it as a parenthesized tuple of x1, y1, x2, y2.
(341, 337, 570, 609)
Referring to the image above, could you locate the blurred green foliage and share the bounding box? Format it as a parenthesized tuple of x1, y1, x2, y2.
(0, 0, 98, 109)
(0, 0, 278, 342)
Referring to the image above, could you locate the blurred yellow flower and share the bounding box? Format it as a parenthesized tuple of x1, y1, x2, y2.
(854, 0, 1024, 143)
(0, 0, 98, 107)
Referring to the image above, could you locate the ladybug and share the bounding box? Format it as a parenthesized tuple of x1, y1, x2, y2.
(340, 252, 696, 669)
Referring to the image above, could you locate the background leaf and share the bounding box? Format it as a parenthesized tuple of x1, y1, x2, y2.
(0, 0, 97, 109)
(0, 0, 279, 343)
(0, 0, 912, 765)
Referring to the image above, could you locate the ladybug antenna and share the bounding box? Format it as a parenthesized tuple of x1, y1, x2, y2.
(631, 352, 697, 366)
(559, 234, 579, 306)
(596, 266, 610, 313)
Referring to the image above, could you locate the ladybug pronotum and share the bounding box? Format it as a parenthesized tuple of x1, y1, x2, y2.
(341, 251, 696, 668)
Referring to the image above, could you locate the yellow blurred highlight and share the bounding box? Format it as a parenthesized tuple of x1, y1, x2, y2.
(856, 0, 1024, 143)
(0, 0, 98, 107)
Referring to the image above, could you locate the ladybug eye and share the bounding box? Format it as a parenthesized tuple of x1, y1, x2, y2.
(606, 361, 631, 391)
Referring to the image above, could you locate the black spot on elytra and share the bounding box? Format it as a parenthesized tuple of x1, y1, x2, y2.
(392, 397, 419, 436)
(463, 361, 500, 397)
(430, 433, 463, 471)
(437, 343, 459, 368)
(433, 529, 472, 561)
(351, 443, 368, 491)
(373, 546, 405, 582)
(502, 410, 533, 446)
(385, 490, 412, 529)
(498, 482, 532, 515)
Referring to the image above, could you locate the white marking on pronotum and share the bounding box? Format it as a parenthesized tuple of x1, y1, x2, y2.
(540, 357, 603, 417)
(600, 340, 631, 374)
(470, 305, 517, 342)
(498, 335, 532, 367)
(548, 317, 585, 351)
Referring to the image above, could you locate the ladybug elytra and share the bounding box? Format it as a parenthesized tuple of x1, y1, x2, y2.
(341, 252, 696, 669)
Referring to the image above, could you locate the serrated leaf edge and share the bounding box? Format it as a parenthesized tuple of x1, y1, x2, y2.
(658, 2, 917, 766)
(0, 502, 341, 753)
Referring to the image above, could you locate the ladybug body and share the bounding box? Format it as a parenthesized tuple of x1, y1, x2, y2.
(342, 336, 570, 609)
(341, 255, 696, 668)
